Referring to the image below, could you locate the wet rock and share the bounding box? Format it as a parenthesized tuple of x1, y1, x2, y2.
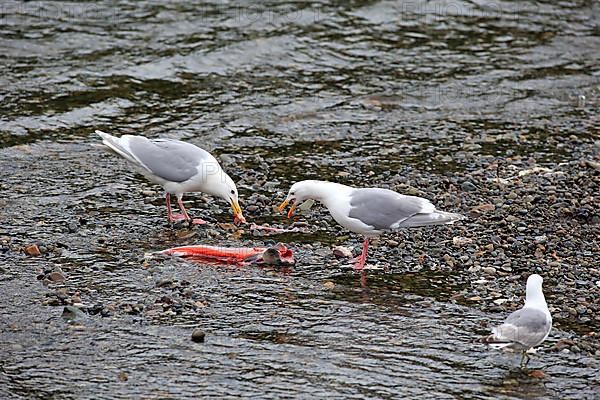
(332, 246, 352, 258)
(584, 159, 600, 170)
(471, 204, 496, 214)
(554, 339, 575, 351)
(157, 278, 174, 288)
(67, 222, 79, 233)
(482, 267, 496, 275)
(528, 370, 546, 379)
(47, 271, 66, 282)
(62, 306, 86, 321)
(118, 371, 128, 382)
(176, 230, 196, 240)
(442, 254, 455, 267)
(387, 240, 399, 248)
(191, 329, 206, 343)
(24, 244, 41, 256)
(323, 281, 335, 290)
(291, 221, 309, 228)
(45, 297, 61, 306)
(534, 235, 547, 244)
(452, 236, 472, 246)
(461, 181, 478, 191)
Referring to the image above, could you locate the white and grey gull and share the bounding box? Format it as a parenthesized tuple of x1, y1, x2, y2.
(278, 180, 463, 270)
(483, 273, 552, 368)
(96, 130, 245, 225)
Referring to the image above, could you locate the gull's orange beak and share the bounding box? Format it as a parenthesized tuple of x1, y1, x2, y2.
(278, 198, 296, 219)
(231, 200, 245, 224)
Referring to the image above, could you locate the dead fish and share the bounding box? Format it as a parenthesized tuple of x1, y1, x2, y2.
(160, 242, 295, 266)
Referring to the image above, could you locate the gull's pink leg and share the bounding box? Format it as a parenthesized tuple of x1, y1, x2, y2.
(353, 238, 370, 271)
(176, 195, 207, 225)
(166, 193, 172, 219)
(166, 193, 188, 222)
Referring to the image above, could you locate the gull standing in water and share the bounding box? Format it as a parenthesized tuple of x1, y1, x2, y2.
(483, 274, 552, 368)
(278, 180, 463, 270)
(96, 130, 245, 226)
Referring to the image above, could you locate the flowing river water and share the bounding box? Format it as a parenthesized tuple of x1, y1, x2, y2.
(1, 1, 599, 398)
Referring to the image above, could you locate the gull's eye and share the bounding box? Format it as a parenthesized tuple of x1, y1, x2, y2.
(290, 191, 295, 196)
(230, 190, 235, 195)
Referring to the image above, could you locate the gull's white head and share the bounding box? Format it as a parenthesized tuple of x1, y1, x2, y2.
(278, 180, 324, 218)
(525, 274, 546, 307)
(204, 169, 245, 224)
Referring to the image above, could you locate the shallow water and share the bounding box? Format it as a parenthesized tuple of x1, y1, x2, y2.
(1, 1, 599, 398)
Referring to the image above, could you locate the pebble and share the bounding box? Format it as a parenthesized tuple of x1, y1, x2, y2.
(332, 246, 353, 258)
(191, 329, 206, 343)
(442, 254, 455, 267)
(471, 204, 496, 213)
(323, 281, 335, 290)
(534, 235, 547, 244)
(118, 372, 128, 382)
(24, 244, 41, 256)
(62, 306, 86, 321)
(528, 370, 546, 379)
(452, 236, 472, 246)
(47, 271, 66, 282)
(461, 181, 478, 191)
(157, 278, 174, 288)
(482, 267, 496, 275)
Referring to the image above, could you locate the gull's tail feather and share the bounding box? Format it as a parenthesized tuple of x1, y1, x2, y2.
(480, 325, 525, 351)
(95, 130, 138, 165)
(481, 333, 515, 349)
(398, 210, 464, 228)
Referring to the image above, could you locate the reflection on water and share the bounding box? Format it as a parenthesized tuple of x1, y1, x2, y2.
(1, 0, 598, 398)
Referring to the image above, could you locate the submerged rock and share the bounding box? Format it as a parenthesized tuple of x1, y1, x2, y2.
(191, 329, 206, 343)
(62, 306, 86, 322)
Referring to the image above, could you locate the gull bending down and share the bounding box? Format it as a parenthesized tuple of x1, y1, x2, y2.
(96, 130, 245, 226)
(278, 180, 463, 270)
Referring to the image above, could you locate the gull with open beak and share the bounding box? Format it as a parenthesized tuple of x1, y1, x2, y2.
(279, 180, 463, 270)
(96, 130, 245, 226)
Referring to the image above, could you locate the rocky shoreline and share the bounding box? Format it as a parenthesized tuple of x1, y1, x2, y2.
(2, 131, 598, 362)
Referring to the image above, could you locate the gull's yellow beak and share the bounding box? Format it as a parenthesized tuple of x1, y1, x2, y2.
(278, 198, 296, 219)
(231, 200, 245, 224)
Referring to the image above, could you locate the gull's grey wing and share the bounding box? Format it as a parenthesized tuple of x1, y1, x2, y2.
(348, 188, 431, 230)
(493, 308, 551, 349)
(127, 137, 214, 183)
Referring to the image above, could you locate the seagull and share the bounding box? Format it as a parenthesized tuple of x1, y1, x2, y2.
(96, 130, 245, 226)
(278, 180, 463, 270)
(483, 274, 552, 368)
